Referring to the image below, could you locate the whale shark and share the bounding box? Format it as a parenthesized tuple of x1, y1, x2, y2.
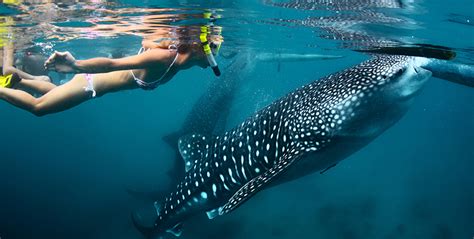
(127, 50, 343, 202)
(133, 54, 473, 238)
(265, 0, 411, 11)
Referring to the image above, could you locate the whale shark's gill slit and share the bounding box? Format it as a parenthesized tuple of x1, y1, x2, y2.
(240, 155, 248, 180)
(247, 145, 253, 167)
(231, 154, 242, 181)
(228, 168, 238, 184)
(211, 184, 217, 197)
(219, 174, 230, 191)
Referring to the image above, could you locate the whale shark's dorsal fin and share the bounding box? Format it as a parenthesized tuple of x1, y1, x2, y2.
(178, 134, 213, 172)
(219, 149, 303, 216)
(163, 131, 182, 149)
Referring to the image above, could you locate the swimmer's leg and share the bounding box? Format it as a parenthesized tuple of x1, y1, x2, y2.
(2, 67, 56, 94)
(15, 79, 57, 94)
(3, 59, 52, 83)
(4, 66, 52, 83)
(0, 74, 92, 116)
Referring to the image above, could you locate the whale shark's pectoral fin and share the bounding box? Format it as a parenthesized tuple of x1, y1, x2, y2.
(178, 134, 213, 172)
(219, 150, 303, 216)
(320, 163, 338, 174)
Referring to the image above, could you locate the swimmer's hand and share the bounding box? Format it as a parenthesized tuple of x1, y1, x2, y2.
(44, 51, 78, 73)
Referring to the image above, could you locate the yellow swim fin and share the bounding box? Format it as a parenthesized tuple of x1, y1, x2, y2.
(0, 74, 13, 88)
(0, 73, 19, 88)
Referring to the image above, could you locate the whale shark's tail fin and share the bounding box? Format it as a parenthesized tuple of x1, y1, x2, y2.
(423, 59, 474, 88)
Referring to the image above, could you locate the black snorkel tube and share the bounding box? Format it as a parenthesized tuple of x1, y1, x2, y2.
(200, 12, 221, 77)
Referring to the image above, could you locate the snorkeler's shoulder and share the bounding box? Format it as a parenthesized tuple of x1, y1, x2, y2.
(134, 48, 178, 67)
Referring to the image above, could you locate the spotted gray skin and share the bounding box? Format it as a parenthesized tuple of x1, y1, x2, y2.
(127, 51, 342, 203)
(143, 54, 472, 238)
(270, 11, 406, 50)
(265, 0, 408, 11)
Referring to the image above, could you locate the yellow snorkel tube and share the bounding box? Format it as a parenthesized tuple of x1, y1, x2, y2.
(200, 26, 221, 76)
(200, 11, 222, 76)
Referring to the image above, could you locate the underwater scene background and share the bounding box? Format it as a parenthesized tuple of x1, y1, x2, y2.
(0, 0, 473, 238)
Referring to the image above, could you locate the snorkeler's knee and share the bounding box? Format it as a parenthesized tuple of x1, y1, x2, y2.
(31, 99, 48, 117)
(31, 107, 48, 117)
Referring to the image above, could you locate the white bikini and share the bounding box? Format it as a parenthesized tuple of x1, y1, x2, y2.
(83, 46, 179, 97)
(131, 47, 179, 90)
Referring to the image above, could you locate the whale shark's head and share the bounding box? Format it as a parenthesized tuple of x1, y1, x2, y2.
(383, 56, 432, 101)
(322, 55, 433, 138)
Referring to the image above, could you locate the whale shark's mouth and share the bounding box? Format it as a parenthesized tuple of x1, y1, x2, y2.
(394, 64, 432, 98)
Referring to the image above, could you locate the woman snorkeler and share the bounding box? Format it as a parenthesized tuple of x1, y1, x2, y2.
(0, 27, 222, 116)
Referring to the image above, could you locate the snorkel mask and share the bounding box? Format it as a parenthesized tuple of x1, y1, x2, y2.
(200, 11, 222, 76)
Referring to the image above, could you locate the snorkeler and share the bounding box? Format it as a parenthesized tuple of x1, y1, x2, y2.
(0, 27, 222, 116)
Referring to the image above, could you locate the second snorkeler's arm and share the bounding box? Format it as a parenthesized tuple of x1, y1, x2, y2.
(45, 50, 171, 73)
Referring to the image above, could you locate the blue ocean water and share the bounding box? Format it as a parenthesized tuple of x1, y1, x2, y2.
(0, 0, 473, 239)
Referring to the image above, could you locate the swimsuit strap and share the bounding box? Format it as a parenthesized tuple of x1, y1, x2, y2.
(157, 51, 179, 82)
(131, 51, 179, 90)
(137, 47, 146, 54)
(84, 74, 97, 98)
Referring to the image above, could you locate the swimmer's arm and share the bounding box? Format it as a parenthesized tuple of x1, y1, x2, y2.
(75, 49, 170, 73)
(45, 50, 170, 73)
